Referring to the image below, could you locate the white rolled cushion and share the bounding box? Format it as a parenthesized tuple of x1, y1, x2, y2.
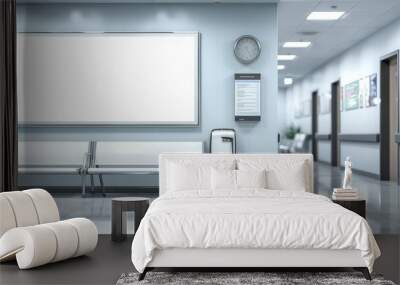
(23, 189, 60, 223)
(236, 169, 267, 189)
(0, 226, 57, 269)
(64, 218, 98, 257)
(1, 191, 39, 227)
(211, 168, 236, 190)
(42, 221, 79, 262)
(0, 218, 97, 269)
(0, 196, 16, 237)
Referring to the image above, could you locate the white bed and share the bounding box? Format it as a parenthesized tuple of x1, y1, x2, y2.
(131, 154, 380, 280)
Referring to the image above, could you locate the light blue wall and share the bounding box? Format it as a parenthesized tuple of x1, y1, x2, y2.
(17, 3, 278, 187)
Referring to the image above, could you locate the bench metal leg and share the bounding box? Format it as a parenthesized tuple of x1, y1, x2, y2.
(90, 174, 95, 193)
(99, 173, 106, 197)
(354, 267, 371, 280)
(81, 174, 86, 197)
(81, 174, 86, 198)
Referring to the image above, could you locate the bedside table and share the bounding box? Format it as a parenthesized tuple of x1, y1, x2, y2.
(332, 199, 366, 218)
(111, 197, 150, 242)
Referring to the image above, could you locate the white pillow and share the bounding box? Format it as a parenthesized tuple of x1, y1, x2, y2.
(167, 163, 211, 191)
(211, 168, 236, 190)
(237, 158, 309, 192)
(236, 169, 267, 189)
(167, 159, 235, 192)
(211, 169, 267, 190)
(266, 162, 306, 191)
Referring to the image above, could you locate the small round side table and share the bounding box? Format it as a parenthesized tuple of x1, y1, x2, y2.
(111, 197, 150, 242)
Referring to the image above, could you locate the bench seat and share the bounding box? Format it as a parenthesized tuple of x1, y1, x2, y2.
(80, 141, 203, 196)
(87, 167, 158, 175)
(19, 167, 81, 174)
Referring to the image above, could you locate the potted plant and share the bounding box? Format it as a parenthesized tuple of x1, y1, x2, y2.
(285, 125, 301, 140)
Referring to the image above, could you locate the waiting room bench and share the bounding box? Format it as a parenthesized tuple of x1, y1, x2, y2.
(82, 141, 203, 196)
(18, 140, 90, 179)
(18, 140, 203, 197)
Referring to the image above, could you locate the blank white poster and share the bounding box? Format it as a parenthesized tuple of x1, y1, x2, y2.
(17, 33, 199, 125)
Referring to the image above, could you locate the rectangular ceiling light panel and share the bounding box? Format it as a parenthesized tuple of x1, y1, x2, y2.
(278, 54, 297, 61)
(307, 11, 345, 21)
(283, 41, 311, 48)
(284, 78, 293, 85)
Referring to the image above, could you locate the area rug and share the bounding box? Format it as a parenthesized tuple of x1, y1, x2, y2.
(116, 272, 396, 285)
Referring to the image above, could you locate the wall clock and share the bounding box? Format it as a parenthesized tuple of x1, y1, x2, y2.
(234, 35, 261, 64)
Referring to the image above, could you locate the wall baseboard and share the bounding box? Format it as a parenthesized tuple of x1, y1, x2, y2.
(317, 160, 331, 166)
(18, 186, 159, 195)
(338, 134, 380, 143)
(315, 134, 331, 141)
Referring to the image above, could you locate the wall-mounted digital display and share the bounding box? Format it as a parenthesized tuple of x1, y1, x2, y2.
(234, 73, 261, 121)
(344, 81, 360, 111)
(343, 73, 378, 112)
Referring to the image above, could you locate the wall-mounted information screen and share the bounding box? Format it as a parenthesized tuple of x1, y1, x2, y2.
(234, 73, 261, 121)
(342, 73, 378, 112)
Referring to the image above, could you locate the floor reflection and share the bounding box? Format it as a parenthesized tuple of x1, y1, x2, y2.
(51, 162, 400, 283)
(314, 163, 400, 234)
(315, 163, 400, 284)
(374, 235, 400, 284)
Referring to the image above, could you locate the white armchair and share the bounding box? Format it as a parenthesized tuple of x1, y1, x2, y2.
(0, 189, 98, 269)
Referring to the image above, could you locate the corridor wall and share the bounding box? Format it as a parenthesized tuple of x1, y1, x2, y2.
(282, 17, 400, 175)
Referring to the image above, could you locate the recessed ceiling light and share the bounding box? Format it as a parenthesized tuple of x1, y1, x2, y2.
(307, 11, 345, 21)
(284, 78, 293, 85)
(283, 41, 311, 48)
(297, 31, 319, 36)
(278, 54, 297, 61)
(278, 65, 286, 70)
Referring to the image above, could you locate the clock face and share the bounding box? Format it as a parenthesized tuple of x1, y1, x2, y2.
(234, 35, 261, 64)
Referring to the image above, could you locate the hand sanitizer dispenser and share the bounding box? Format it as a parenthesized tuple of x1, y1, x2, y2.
(210, 129, 236, 153)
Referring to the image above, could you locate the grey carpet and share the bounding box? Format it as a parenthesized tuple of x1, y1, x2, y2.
(116, 272, 396, 285)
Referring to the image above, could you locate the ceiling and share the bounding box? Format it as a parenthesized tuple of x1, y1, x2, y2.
(17, 0, 400, 88)
(278, 0, 400, 87)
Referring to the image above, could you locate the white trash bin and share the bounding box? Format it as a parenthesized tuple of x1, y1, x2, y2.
(210, 129, 236, 153)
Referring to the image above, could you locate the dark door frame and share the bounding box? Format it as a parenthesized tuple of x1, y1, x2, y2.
(331, 80, 340, 167)
(311, 90, 318, 161)
(380, 50, 399, 181)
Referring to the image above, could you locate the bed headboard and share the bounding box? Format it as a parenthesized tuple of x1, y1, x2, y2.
(159, 153, 314, 195)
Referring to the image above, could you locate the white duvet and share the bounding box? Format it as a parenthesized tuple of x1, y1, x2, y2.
(131, 190, 380, 273)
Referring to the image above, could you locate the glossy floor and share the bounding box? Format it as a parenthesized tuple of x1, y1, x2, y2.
(0, 235, 133, 285)
(54, 163, 400, 235)
(314, 163, 400, 234)
(1, 163, 399, 284)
